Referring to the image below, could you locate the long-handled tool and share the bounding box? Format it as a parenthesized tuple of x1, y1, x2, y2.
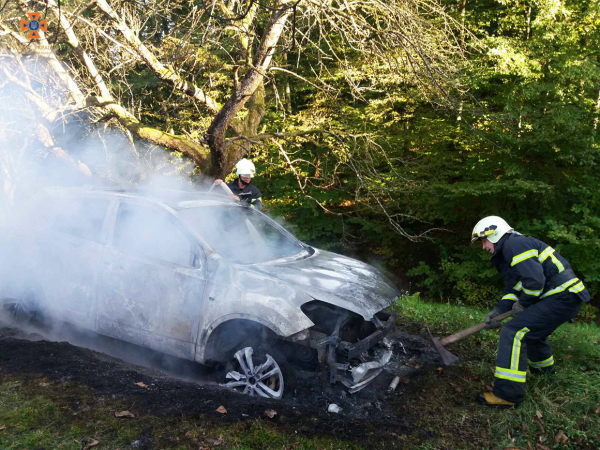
(208, 181, 238, 199)
(428, 310, 514, 366)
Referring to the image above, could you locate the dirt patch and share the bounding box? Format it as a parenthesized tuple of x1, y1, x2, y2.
(0, 318, 444, 444)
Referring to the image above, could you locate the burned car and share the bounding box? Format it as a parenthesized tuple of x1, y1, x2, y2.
(0, 187, 399, 399)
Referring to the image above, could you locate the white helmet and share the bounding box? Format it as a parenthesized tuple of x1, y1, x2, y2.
(471, 216, 513, 244)
(235, 158, 256, 178)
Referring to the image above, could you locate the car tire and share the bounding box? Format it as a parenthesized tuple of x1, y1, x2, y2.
(222, 345, 291, 400)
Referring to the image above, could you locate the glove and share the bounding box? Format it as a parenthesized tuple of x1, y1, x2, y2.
(512, 300, 525, 316)
(484, 307, 502, 329)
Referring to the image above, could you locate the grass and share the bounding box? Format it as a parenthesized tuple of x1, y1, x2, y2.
(0, 294, 598, 449)
(392, 293, 600, 450)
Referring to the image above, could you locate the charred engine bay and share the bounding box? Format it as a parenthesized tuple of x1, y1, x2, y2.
(0, 316, 441, 438)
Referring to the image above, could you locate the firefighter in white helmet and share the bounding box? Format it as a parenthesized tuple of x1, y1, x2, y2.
(471, 216, 589, 408)
(214, 158, 263, 210)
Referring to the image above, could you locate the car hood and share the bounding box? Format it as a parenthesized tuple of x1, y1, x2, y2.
(250, 248, 400, 320)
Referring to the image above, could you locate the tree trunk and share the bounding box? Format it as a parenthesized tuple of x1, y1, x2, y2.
(206, 2, 293, 178)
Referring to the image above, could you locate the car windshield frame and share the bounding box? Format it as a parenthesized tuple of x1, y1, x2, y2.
(177, 202, 311, 264)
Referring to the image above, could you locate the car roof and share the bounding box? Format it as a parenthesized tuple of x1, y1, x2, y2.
(41, 185, 239, 209)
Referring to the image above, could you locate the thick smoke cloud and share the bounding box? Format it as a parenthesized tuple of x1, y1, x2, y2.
(0, 54, 218, 375)
(0, 53, 303, 381)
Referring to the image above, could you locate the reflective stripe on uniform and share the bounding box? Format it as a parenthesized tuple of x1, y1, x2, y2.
(513, 281, 522, 291)
(569, 281, 585, 294)
(511, 327, 530, 371)
(511, 249, 539, 267)
(522, 287, 542, 297)
(538, 246, 554, 262)
(541, 278, 579, 299)
(251, 197, 262, 203)
(550, 253, 565, 272)
(529, 356, 554, 368)
(495, 367, 527, 383)
(502, 294, 518, 301)
(538, 245, 565, 272)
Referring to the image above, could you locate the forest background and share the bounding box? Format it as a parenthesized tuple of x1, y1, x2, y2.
(0, 0, 599, 323)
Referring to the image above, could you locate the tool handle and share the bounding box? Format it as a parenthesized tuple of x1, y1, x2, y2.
(439, 310, 514, 346)
(209, 181, 237, 198)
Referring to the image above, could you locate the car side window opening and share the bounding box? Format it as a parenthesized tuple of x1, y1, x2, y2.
(113, 202, 194, 267)
(178, 206, 305, 264)
(46, 197, 111, 243)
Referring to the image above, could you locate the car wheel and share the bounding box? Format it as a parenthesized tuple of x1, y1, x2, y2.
(223, 346, 287, 400)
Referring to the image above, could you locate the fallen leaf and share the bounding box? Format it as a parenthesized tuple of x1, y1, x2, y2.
(448, 382, 462, 393)
(563, 354, 572, 359)
(114, 411, 135, 419)
(401, 378, 410, 385)
(534, 387, 541, 395)
(503, 447, 519, 450)
(536, 410, 543, 420)
(135, 382, 148, 388)
(539, 435, 547, 443)
(526, 441, 533, 450)
(437, 367, 444, 375)
(522, 422, 529, 432)
(184, 431, 194, 439)
(595, 406, 600, 414)
(535, 418, 545, 434)
(0, 425, 5, 432)
(536, 445, 550, 450)
(414, 364, 421, 369)
(216, 405, 227, 414)
(264, 409, 277, 419)
(555, 431, 568, 444)
(208, 437, 224, 446)
(83, 438, 99, 450)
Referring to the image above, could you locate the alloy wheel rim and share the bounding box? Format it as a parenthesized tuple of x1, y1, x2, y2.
(224, 347, 284, 399)
(2, 295, 36, 321)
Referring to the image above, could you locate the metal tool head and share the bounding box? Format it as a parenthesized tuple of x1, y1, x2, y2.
(427, 326, 460, 367)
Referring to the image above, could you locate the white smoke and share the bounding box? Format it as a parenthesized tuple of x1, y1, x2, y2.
(0, 53, 300, 380)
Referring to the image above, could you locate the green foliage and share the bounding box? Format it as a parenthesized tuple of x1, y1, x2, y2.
(38, 0, 600, 313)
(407, 254, 503, 308)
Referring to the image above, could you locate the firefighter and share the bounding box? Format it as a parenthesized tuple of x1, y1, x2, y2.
(471, 216, 590, 407)
(214, 158, 263, 210)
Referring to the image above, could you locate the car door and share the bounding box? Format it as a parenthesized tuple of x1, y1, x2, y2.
(96, 198, 206, 360)
(34, 194, 114, 330)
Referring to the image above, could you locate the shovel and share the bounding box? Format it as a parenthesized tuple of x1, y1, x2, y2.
(428, 310, 514, 366)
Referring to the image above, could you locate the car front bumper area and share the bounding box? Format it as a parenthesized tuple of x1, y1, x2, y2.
(289, 310, 396, 393)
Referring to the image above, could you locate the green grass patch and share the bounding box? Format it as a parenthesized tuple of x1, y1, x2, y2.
(392, 293, 600, 449)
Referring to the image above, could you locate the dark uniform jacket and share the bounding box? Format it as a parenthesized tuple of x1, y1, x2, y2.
(490, 233, 589, 314)
(227, 180, 263, 210)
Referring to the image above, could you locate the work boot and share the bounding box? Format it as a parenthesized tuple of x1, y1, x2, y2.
(476, 392, 518, 408)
